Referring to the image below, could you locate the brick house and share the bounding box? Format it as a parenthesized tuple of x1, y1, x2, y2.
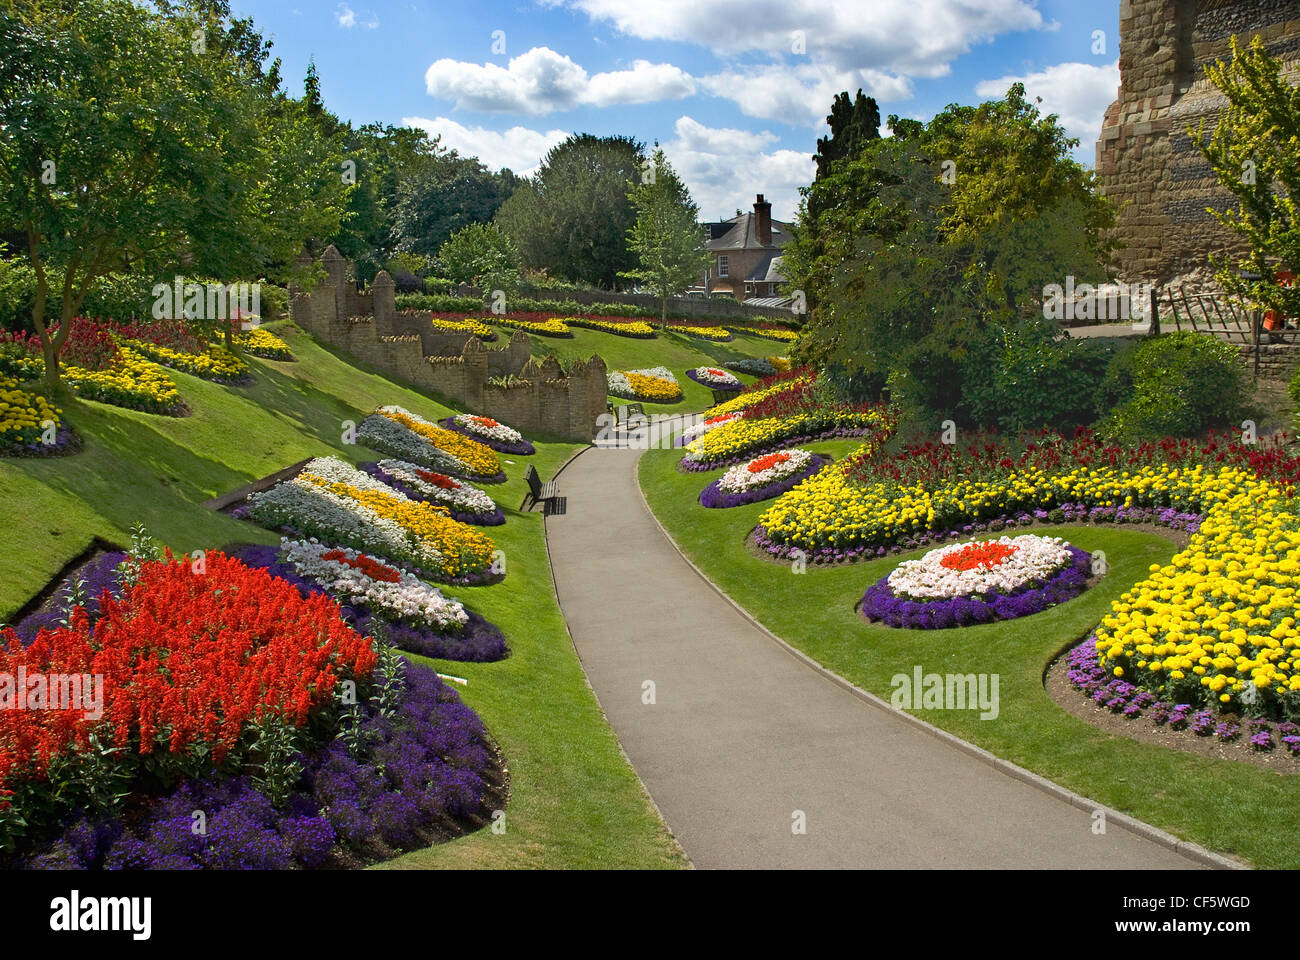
(701, 194, 791, 301)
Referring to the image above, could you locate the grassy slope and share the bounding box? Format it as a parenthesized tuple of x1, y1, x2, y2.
(511, 325, 786, 415)
(640, 436, 1300, 869)
(0, 321, 693, 869)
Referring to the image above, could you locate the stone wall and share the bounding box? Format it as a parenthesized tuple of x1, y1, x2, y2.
(1096, 0, 1300, 282)
(290, 247, 608, 442)
(1234, 340, 1300, 380)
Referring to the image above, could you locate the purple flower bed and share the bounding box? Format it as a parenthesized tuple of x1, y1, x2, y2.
(859, 546, 1091, 629)
(11, 661, 500, 869)
(699, 455, 832, 508)
(755, 502, 1203, 566)
(12, 550, 127, 645)
(233, 544, 509, 662)
(685, 368, 742, 391)
(360, 462, 506, 526)
(0, 423, 81, 459)
(680, 424, 877, 469)
(438, 417, 536, 456)
(1063, 635, 1300, 760)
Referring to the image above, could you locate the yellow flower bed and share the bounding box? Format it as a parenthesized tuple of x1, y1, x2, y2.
(431, 316, 495, 339)
(666, 324, 730, 341)
(120, 338, 250, 382)
(623, 371, 682, 402)
(706, 376, 814, 417)
(0, 377, 60, 448)
(562, 317, 656, 338)
(301, 475, 496, 581)
(728, 325, 800, 343)
(1096, 480, 1300, 716)
(768, 355, 792, 372)
(494, 317, 571, 337)
(375, 407, 502, 478)
(685, 410, 884, 467)
(236, 328, 295, 360)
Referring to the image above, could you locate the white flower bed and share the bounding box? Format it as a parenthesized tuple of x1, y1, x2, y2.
(717, 448, 815, 494)
(357, 413, 469, 474)
(691, 366, 741, 388)
(299, 456, 398, 493)
(280, 538, 468, 631)
(680, 412, 741, 444)
(379, 458, 498, 515)
(886, 535, 1074, 601)
(452, 413, 524, 445)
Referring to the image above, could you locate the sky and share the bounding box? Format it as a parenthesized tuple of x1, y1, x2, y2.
(229, 0, 1124, 222)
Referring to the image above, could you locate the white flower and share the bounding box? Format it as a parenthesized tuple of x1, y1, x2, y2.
(717, 448, 815, 493)
(357, 414, 469, 474)
(691, 366, 741, 388)
(681, 412, 741, 444)
(453, 413, 524, 445)
(886, 535, 1074, 601)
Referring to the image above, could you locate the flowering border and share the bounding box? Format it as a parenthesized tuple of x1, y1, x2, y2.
(679, 424, 877, 471)
(857, 546, 1092, 629)
(438, 417, 535, 456)
(699, 455, 831, 508)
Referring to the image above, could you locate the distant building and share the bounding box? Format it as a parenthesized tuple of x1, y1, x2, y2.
(700, 195, 791, 301)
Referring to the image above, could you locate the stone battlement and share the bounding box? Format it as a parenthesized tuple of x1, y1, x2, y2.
(289, 246, 608, 442)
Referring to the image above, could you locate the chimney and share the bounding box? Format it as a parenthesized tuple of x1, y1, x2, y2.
(754, 194, 772, 246)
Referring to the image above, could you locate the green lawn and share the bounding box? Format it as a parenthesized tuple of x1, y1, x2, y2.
(1, 321, 687, 870)
(640, 436, 1300, 869)
(509, 325, 785, 415)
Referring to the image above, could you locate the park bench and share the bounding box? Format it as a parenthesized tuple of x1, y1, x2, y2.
(523, 464, 561, 514)
(616, 403, 648, 428)
(711, 387, 740, 405)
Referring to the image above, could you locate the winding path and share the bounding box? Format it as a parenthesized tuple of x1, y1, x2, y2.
(543, 427, 1211, 870)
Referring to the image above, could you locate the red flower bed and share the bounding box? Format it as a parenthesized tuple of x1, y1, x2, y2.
(416, 468, 461, 490)
(940, 541, 1019, 572)
(0, 552, 376, 806)
(748, 452, 792, 473)
(1, 317, 120, 371)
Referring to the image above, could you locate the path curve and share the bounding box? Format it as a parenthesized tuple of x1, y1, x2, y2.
(544, 428, 1206, 870)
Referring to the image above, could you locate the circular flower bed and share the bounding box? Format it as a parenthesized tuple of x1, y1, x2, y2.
(858, 534, 1092, 629)
(700, 449, 832, 508)
(607, 367, 682, 403)
(362, 461, 505, 526)
(439, 414, 535, 455)
(686, 366, 741, 390)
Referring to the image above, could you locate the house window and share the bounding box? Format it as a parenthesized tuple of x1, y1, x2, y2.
(717, 255, 729, 278)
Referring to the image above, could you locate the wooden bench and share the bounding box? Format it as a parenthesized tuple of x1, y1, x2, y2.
(711, 387, 741, 405)
(523, 464, 560, 512)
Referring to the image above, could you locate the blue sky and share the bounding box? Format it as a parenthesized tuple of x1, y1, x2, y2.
(230, 0, 1124, 221)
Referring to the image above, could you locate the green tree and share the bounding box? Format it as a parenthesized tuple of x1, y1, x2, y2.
(620, 150, 711, 324)
(494, 134, 645, 288)
(1194, 32, 1300, 319)
(437, 222, 520, 291)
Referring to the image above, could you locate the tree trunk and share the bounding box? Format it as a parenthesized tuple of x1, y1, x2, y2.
(661, 295, 668, 326)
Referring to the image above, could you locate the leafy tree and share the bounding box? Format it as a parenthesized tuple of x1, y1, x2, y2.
(619, 150, 711, 324)
(390, 149, 518, 260)
(1194, 32, 1300, 319)
(437, 222, 520, 291)
(494, 134, 645, 288)
(812, 90, 881, 185)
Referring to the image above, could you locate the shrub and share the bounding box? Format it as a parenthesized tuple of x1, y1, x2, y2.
(394, 293, 486, 313)
(1101, 332, 1245, 441)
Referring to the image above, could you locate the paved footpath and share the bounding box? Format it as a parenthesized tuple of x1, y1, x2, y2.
(543, 429, 1207, 869)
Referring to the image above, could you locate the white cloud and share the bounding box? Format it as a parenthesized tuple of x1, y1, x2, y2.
(662, 116, 814, 222)
(335, 4, 378, 28)
(424, 47, 695, 114)
(975, 60, 1120, 153)
(546, 0, 1045, 77)
(701, 63, 912, 127)
(402, 116, 570, 177)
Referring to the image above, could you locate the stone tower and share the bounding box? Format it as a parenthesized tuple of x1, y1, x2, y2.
(1096, 0, 1300, 282)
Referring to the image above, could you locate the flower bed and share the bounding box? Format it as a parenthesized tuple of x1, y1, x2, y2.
(236, 328, 295, 360)
(440, 413, 535, 455)
(562, 316, 656, 338)
(686, 366, 742, 390)
(700, 450, 831, 508)
(705, 372, 815, 417)
(0, 377, 76, 457)
(362, 460, 505, 526)
(725, 324, 800, 343)
(0, 347, 184, 416)
(858, 536, 1092, 629)
(492, 316, 572, 337)
(679, 411, 741, 446)
(681, 408, 887, 471)
(723, 357, 775, 377)
(246, 457, 499, 584)
(235, 541, 508, 663)
(371, 406, 505, 482)
(120, 338, 252, 384)
(665, 323, 731, 342)
(608, 366, 682, 403)
(2, 555, 501, 868)
(358, 413, 472, 475)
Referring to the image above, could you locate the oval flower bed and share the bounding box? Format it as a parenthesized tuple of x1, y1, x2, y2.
(362, 460, 505, 526)
(439, 413, 535, 455)
(686, 366, 742, 390)
(700, 449, 831, 508)
(608, 367, 682, 403)
(2, 550, 502, 870)
(366, 406, 506, 483)
(236, 540, 508, 662)
(858, 534, 1092, 629)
